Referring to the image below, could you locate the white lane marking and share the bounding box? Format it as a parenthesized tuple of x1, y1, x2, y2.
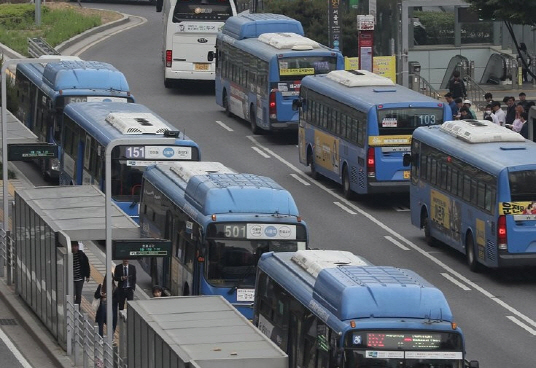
(251, 146, 270, 158)
(74, 16, 147, 56)
(290, 173, 310, 186)
(215, 120, 233, 131)
(334, 201, 357, 215)
(247, 135, 536, 331)
(0, 328, 33, 368)
(441, 273, 471, 291)
(506, 316, 536, 335)
(385, 235, 410, 251)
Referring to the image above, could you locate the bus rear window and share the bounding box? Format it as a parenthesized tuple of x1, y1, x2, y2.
(509, 170, 536, 201)
(377, 108, 443, 135)
(278, 56, 338, 81)
(173, 0, 233, 21)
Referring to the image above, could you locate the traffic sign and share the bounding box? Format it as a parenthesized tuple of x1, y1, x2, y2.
(8, 143, 58, 161)
(112, 239, 172, 259)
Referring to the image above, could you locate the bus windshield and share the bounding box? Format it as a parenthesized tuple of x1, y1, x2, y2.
(377, 107, 443, 136)
(279, 56, 338, 81)
(509, 170, 536, 201)
(173, 0, 233, 21)
(111, 161, 144, 201)
(206, 239, 301, 287)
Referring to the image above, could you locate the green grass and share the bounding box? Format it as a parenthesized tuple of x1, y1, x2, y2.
(0, 3, 101, 56)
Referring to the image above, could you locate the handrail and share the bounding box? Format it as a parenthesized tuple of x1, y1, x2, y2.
(464, 75, 489, 112)
(409, 73, 442, 100)
(28, 37, 61, 58)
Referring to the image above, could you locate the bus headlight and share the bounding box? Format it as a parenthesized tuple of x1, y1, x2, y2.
(50, 158, 60, 171)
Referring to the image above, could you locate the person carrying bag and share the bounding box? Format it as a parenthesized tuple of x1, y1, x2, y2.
(94, 275, 119, 337)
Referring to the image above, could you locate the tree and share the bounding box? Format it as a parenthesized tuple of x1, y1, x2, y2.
(465, 0, 536, 79)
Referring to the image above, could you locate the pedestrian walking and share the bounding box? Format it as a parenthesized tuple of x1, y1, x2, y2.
(491, 101, 506, 126)
(114, 260, 136, 310)
(94, 275, 119, 337)
(447, 70, 466, 99)
(72, 240, 90, 305)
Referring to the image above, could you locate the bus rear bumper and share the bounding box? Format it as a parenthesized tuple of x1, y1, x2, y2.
(498, 253, 536, 267)
(165, 69, 215, 81)
(269, 122, 299, 131)
(368, 181, 410, 194)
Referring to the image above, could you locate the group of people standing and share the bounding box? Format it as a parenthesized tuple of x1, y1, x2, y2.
(444, 69, 533, 139)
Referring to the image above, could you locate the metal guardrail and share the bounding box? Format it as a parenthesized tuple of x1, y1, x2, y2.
(28, 37, 61, 58)
(464, 75, 489, 112)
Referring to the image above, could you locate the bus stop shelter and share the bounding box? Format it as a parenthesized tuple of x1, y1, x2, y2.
(12, 185, 139, 348)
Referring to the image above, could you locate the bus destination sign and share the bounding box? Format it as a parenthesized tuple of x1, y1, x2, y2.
(8, 143, 58, 161)
(112, 239, 171, 259)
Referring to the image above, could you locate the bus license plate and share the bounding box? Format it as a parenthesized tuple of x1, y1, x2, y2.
(403, 170, 410, 179)
(194, 63, 209, 71)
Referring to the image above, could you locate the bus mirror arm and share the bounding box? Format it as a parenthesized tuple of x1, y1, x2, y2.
(402, 153, 412, 167)
(466, 360, 479, 368)
(292, 98, 303, 111)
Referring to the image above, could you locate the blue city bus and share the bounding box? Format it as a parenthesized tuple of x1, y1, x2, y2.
(255, 249, 479, 368)
(139, 161, 308, 319)
(60, 102, 200, 222)
(215, 13, 345, 134)
(13, 56, 134, 181)
(406, 119, 536, 271)
(297, 69, 452, 198)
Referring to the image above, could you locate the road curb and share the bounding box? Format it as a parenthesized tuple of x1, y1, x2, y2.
(0, 279, 73, 368)
(56, 12, 130, 54)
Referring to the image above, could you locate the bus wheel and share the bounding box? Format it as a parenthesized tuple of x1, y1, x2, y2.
(422, 211, 437, 247)
(308, 150, 318, 179)
(223, 91, 232, 117)
(250, 105, 261, 134)
(466, 234, 482, 272)
(342, 166, 353, 200)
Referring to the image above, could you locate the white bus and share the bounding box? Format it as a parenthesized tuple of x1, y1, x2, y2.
(157, 0, 237, 88)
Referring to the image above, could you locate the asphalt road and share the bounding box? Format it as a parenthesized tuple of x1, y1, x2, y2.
(13, 3, 536, 367)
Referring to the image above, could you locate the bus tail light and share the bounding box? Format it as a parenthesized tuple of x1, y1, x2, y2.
(269, 89, 277, 119)
(367, 147, 375, 178)
(166, 50, 172, 68)
(497, 215, 507, 250)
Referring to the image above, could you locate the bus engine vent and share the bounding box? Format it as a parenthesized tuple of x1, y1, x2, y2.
(168, 161, 235, 183)
(105, 113, 170, 135)
(258, 32, 319, 50)
(326, 69, 395, 87)
(291, 250, 371, 278)
(440, 119, 526, 143)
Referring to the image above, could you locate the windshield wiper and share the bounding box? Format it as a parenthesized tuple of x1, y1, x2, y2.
(227, 265, 255, 295)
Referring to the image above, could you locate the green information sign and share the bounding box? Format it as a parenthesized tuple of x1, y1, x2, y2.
(112, 239, 172, 259)
(8, 143, 58, 161)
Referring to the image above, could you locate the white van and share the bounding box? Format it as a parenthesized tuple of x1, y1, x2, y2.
(157, 0, 237, 88)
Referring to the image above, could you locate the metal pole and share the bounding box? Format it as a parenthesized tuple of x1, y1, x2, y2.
(105, 137, 177, 346)
(2, 58, 60, 278)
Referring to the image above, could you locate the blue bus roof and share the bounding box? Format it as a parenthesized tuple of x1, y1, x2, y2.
(17, 59, 131, 99)
(259, 250, 453, 324)
(143, 162, 300, 217)
(301, 72, 445, 111)
(413, 122, 536, 175)
(221, 13, 304, 39)
(62, 102, 195, 147)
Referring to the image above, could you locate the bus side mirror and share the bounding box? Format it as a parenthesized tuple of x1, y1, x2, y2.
(156, 0, 163, 12)
(292, 98, 303, 111)
(402, 153, 412, 167)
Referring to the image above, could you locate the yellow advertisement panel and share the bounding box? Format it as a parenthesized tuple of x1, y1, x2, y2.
(499, 201, 536, 215)
(368, 135, 412, 146)
(344, 56, 397, 83)
(280, 68, 315, 76)
(431, 190, 450, 230)
(476, 219, 485, 247)
(314, 130, 340, 174)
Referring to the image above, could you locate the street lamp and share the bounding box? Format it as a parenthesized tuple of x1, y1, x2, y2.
(2, 58, 59, 277)
(104, 137, 177, 346)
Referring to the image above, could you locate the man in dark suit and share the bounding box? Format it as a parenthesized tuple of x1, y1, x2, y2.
(114, 260, 136, 310)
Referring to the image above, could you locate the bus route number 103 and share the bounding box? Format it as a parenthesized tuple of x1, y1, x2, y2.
(418, 115, 436, 125)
